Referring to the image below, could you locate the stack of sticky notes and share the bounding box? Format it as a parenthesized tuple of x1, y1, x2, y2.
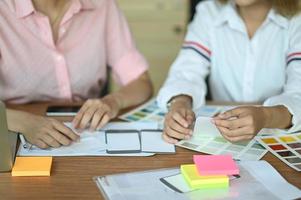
(181, 155, 239, 190)
(12, 157, 53, 177)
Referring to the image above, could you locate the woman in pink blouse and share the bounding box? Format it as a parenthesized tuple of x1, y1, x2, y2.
(1, 0, 153, 148)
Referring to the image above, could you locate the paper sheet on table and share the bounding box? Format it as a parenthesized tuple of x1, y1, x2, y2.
(17, 122, 158, 157)
(141, 131, 175, 153)
(101, 121, 158, 131)
(94, 161, 301, 200)
(106, 132, 141, 152)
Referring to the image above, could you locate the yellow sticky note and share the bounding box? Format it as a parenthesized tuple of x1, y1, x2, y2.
(181, 164, 229, 189)
(12, 157, 52, 177)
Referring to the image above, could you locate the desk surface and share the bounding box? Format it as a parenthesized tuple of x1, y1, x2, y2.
(0, 103, 300, 200)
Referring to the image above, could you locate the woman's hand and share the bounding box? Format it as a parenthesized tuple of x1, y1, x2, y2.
(212, 106, 268, 142)
(163, 96, 195, 144)
(11, 111, 79, 149)
(72, 95, 120, 131)
(72, 72, 153, 131)
(212, 105, 292, 143)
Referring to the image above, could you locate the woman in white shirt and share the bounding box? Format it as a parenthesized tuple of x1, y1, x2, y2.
(157, 0, 301, 143)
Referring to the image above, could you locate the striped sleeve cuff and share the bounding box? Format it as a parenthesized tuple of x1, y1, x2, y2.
(287, 52, 301, 66)
(182, 41, 211, 63)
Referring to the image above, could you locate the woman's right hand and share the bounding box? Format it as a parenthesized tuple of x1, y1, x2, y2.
(162, 96, 195, 144)
(7, 110, 79, 149)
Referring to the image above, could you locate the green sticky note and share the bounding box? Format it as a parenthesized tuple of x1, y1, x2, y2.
(181, 164, 229, 190)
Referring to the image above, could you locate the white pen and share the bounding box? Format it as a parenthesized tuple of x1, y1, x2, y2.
(19, 134, 31, 149)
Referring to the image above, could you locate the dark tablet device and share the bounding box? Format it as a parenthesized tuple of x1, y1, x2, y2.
(46, 105, 81, 116)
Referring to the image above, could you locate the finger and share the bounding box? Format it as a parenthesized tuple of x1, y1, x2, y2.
(213, 112, 221, 117)
(78, 106, 98, 130)
(215, 126, 253, 142)
(166, 125, 190, 140)
(41, 134, 61, 148)
(213, 116, 250, 130)
(216, 125, 250, 137)
(217, 107, 246, 120)
(169, 118, 192, 135)
(185, 110, 195, 125)
(47, 128, 71, 146)
(35, 139, 49, 149)
(72, 102, 91, 128)
(172, 112, 189, 128)
(90, 109, 106, 130)
(53, 121, 79, 141)
(97, 113, 111, 130)
(162, 133, 178, 144)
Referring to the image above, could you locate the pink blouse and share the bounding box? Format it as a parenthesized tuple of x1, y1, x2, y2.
(0, 0, 148, 103)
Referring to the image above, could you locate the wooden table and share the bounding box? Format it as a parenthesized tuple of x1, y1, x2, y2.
(0, 103, 300, 200)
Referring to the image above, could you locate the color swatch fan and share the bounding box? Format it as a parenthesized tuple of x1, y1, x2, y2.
(119, 99, 165, 123)
(257, 133, 301, 171)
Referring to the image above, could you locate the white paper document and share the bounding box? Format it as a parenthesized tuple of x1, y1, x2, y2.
(102, 122, 158, 131)
(17, 121, 175, 156)
(18, 130, 107, 156)
(141, 130, 175, 153)
(94, 161, 301, 200)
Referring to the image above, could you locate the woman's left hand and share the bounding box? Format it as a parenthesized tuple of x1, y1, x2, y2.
(72, 95, 121, 131)
(212, 106, 267, 142)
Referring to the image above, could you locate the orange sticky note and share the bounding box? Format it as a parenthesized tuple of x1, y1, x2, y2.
(12, 157, 52, 177)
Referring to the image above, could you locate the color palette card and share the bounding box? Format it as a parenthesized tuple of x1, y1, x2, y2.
(177, 135, 267, 161)
(181, 164, 229, 189)
(119, 98, 165, 124)
(195, 105, 235, 117)
(193, 117, 221, 136)
(12, 157, 53, 176)
(193, 155, 239, 175)
(257, 133, 301, 171)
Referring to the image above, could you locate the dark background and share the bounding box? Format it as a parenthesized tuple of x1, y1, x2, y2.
(190, 0, 203, 21)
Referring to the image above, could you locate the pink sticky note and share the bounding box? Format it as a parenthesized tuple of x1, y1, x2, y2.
(193, 155, 239, 176)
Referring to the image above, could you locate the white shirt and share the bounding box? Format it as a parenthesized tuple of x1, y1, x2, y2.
(157, 0, 301, 132)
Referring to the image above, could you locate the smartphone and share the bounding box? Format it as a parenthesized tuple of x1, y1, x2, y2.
(46, 105, 81, 116)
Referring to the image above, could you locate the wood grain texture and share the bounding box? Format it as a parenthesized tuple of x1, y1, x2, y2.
(0, 102, 300, 200)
